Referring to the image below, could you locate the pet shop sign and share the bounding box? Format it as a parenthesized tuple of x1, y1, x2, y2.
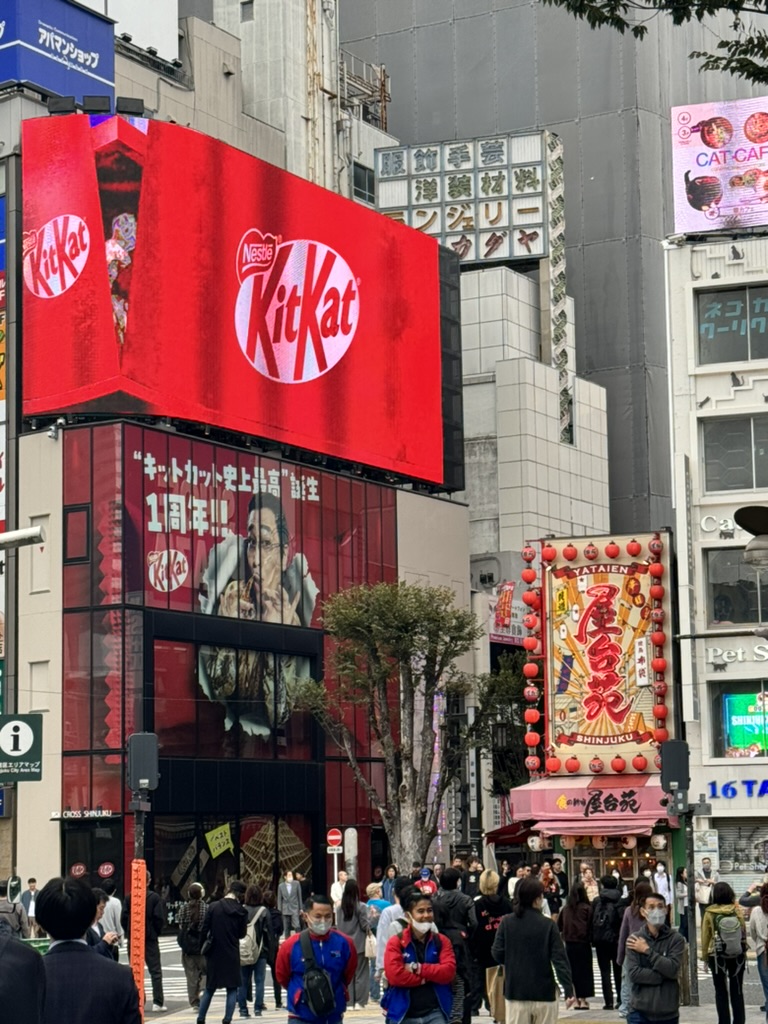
(705, 644, 768, 665)
(672, 96, 768, 233)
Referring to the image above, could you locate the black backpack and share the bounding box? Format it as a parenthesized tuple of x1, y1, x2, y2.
(299, 930, 336, 1017)
(591, 899, 618, 944)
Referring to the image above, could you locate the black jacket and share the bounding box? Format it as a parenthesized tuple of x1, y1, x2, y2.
(625, 924, 685, 1020)
(121, 890, 165, 942)
(470, 894, 513, 968)
(42, 942, 140, 1024)
(591, 888, 622, 945)
(201, 895, 249, 990)
(492, 907, 573, 1002)
(0, 922, 45, 1024)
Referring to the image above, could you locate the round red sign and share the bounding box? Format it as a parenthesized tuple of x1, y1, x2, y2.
(70, 862, 87, 878)
(98, 862, 115, 879)
(326, 827, 342, 847)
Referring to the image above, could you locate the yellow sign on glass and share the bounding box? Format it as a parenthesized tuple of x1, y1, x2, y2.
(205, 823, 234, 858)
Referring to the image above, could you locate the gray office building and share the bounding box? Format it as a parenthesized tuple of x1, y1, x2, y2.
(339, 1, 756, 531)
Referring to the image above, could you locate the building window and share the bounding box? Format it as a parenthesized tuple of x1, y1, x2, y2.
(240, 1, 254, 21)
(702, 415, 768, 491)
(710, 679, 768, 758)
(698, 285, 768, 365)
(706, 547, 768, 625)
(353, 163, 375, 205)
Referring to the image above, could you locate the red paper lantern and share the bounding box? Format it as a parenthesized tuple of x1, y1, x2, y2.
(523, 636, 538, 651)
(651, 631, 666, 648)
(650, 584, 665, 601)
(522, 545, 536, 563)
(521, 567, 537, 585)
(589, 757, 605, 774)
(651, 608, 665, 624)
(525, 755, 541, 771)
(653, 704, 669, 720)
(654, 752, 662, 769)
(563, 543, 578, 561)
(649, 562, 664, 578)
(524, 708, 541, 725)
(611, 756, 626, 773)
(542, 544, 557, 562)
(653, 681, 668, 697)
(523, 613, 539, 631)
(524, 731, 541, 747)
(649, 536, 664, 557)
(632, 754, 648, 771)
(651, 657, 667, 673)
(523, 590, 539, 607)
(545, 756, 562, 773)
(654, 727, 669, 743)
(605, 540, 620, 559)
(627, 539, 642, 557)
(523, 685, 540, 702)
(584, 543, 598, 561)
(523, 662, 539, 679)
(565, 756, 581, 773)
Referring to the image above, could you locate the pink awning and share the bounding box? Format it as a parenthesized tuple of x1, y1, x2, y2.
(510, 774, 664, 835)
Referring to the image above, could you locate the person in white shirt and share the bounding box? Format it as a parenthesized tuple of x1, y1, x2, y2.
(100, 879, 124, 960)
(330, 870, 348, 908)
(653, 861, 673, 920)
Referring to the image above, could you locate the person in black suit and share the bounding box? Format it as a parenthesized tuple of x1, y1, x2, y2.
(35, 876, 140, 1024)
(0, 918, 46, 1024)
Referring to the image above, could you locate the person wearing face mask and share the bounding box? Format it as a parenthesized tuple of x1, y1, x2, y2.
(492, 877, 575, 1024)
(276, 895, 357, 1024)
(382, 891, 456, 1024)
(625, 893, 685, 1024)
(652, 863, 673, 923)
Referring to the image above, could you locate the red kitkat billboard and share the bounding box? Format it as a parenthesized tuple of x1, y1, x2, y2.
(22, 115, 444, 482)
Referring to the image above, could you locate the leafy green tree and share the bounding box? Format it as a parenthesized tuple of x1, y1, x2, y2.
(541, 0, 768, 84)
(294, 581, 529, 869)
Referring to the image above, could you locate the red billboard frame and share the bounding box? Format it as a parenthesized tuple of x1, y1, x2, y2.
(22, 115, 445, 483)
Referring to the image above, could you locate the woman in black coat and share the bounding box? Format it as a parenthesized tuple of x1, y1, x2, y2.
(558, 882, 594, 1009)
(198, 881, 248, 1024)
(470, 869, 513, 1023)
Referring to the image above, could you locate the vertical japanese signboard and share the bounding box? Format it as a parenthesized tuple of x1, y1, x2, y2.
(0, 190, 6, 713)
(541, 534, 672, 774)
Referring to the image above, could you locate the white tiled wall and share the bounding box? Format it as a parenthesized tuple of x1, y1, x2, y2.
(460, 267, 610, 557)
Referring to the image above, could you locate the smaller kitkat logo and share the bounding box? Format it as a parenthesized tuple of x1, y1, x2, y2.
(237, 230, 279, 283)
(148, 549, 189, 593)
(23, 214, 90, 299)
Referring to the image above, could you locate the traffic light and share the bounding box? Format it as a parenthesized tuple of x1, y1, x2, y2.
(127, 732, 159, 791)
(660, 739, 690, 793)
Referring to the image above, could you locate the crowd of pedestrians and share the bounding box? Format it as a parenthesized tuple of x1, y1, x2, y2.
(2, 853, 763, 1024)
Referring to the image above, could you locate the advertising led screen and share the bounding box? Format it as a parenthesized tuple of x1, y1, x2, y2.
(672, 96, 768, 232)
(0, 0, 115, 105)
(720, 692, 768, 758)
(22, 115, 445, 483)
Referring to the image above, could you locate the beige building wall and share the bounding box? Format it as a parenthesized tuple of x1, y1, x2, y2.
(12, 433, 64, 883)
(396, 491, 470, 609)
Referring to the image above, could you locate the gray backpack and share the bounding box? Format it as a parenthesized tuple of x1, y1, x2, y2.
(714, 913, 743, 959)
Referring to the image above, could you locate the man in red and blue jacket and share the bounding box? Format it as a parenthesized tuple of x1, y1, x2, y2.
(276, 895, 357, 1024)
(383, 891, 456, 1024)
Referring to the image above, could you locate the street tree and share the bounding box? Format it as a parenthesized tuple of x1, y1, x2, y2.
(294, 580, 529, 869)
(541, 0, 768, 84)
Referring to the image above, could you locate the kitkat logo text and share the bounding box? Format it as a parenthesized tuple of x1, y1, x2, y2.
(234, 228, 359, 384)
(23, 215, 90, 299)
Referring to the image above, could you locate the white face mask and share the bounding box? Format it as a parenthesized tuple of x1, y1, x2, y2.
(409, 919, 432, 934)
(656, 867, 665, 874)
(308, 919, 332, 936)
(643, 870, 652, 878)
(645, 908, 667, 927)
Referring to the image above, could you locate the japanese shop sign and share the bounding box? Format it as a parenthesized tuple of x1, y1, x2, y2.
(376, 132, 556, 264)
(0, 0, 115, 105)
(487, 553, 530, 646)
(205, 823, 234, 858)
(0, 714, 43, 782)
(22, 115, 444, 484)
(544, 534, 672, 770)
(672, 96, 768, 232)
(557, 787, 641, 818)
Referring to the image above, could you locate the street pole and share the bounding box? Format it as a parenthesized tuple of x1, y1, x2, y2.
(129, 785, 151, 1022)
(684, 810, 699, 1007)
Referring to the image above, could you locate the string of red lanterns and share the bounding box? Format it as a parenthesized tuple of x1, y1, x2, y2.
(521, 544, 544, 773)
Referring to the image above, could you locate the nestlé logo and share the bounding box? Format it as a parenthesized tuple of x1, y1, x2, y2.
(23, 214, 90, 299)
(234, 228, 359, 384)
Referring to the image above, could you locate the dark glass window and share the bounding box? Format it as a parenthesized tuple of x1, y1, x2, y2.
(64, 507, 90, 562)
(353, 163, 375, 205)
(698, 285, 768, 364)
(703, 415, 768, 491)
(706, 548, 768, 625)
(710, 679, 768, 758)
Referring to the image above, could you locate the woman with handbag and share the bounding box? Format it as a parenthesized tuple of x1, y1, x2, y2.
(335, 879, 371, 1008)
(468, 869, 513, 1023)
(177, 883, 207, 1011)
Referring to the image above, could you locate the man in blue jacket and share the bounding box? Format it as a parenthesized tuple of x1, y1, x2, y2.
(276, 894, 357, 1024)
(382, 890, 456, 1024)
